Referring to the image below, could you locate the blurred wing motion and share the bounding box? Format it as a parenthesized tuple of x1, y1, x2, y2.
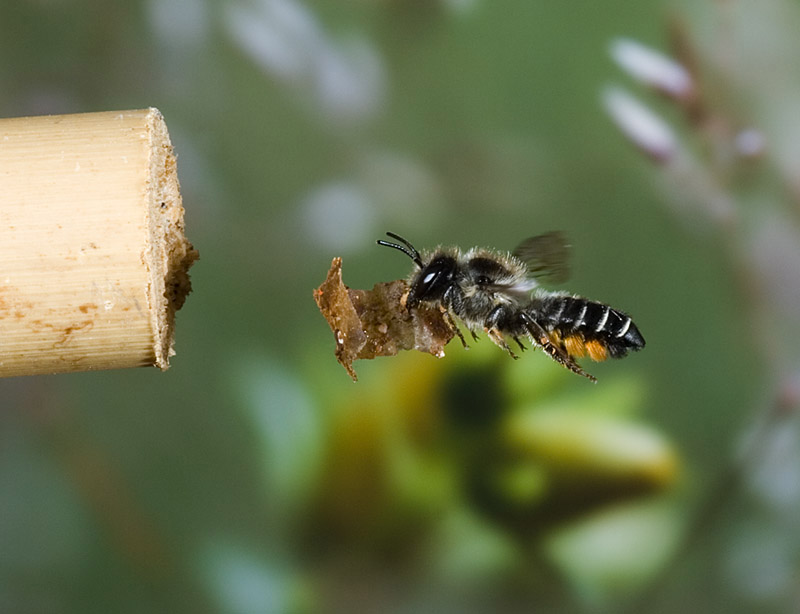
(512, 231, 571, 284)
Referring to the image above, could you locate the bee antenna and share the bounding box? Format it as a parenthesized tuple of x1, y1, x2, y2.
(376, 232, 423, 268)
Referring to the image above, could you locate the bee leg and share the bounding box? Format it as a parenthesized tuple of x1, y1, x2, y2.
(513, 336, 527, 352)
(470, 330, 481, 342)
(485, 305, 519, 359)
(442, 310, 469, 349)
(439, 287, 470, 349)
(487, 328, 519, 359)
(520, 313, 596, 382)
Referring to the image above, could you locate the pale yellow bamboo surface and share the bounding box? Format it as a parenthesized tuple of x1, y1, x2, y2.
(0, 108, 197, 377)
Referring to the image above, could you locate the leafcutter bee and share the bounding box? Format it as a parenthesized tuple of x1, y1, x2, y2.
(376, 232, 645, 382)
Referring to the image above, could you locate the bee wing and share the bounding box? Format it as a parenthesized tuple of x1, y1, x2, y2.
(513, 231, 571, 284)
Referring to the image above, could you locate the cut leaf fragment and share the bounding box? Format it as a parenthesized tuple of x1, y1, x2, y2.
(313, 258, 455, 381)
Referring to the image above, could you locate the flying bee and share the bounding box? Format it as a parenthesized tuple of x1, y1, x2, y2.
(376, 232, 645, 382)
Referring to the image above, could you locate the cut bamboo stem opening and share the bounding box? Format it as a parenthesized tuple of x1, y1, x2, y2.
(0, 108, 198, 377)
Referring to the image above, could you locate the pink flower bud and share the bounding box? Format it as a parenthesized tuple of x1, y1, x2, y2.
(610, 38, 694, 101)
(602, 86, 678, 162)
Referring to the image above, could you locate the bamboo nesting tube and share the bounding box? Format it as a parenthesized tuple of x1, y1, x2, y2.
(0, 108, 197, 377)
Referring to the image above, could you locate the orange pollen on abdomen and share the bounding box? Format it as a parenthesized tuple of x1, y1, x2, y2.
(585, 339, 609, 361)
(563, 335, 587, 358)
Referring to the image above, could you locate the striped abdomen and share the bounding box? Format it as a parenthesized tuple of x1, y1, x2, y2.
(531, 295, 645, 361)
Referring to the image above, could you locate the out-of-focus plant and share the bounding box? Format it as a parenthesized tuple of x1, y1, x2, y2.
(604, 3, 800, 610)
(301, 336, 676, 608)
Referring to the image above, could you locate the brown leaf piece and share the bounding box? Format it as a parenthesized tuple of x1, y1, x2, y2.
(313, 258, 455, 381)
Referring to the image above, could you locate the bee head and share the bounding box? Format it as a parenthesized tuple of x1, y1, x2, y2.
(377, 232, 456, 309)
(407, 254, 458, 308)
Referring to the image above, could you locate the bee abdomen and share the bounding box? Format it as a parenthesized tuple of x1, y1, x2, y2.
(536, 296, 645, 359)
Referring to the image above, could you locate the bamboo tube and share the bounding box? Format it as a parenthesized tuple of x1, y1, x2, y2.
(0, 108, 198, 377)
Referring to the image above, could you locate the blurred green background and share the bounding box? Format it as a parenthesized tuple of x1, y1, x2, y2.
(2, 1, 800, 612)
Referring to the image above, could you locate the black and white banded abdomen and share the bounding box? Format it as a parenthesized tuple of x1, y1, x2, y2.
(532, 295, 645, 358)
